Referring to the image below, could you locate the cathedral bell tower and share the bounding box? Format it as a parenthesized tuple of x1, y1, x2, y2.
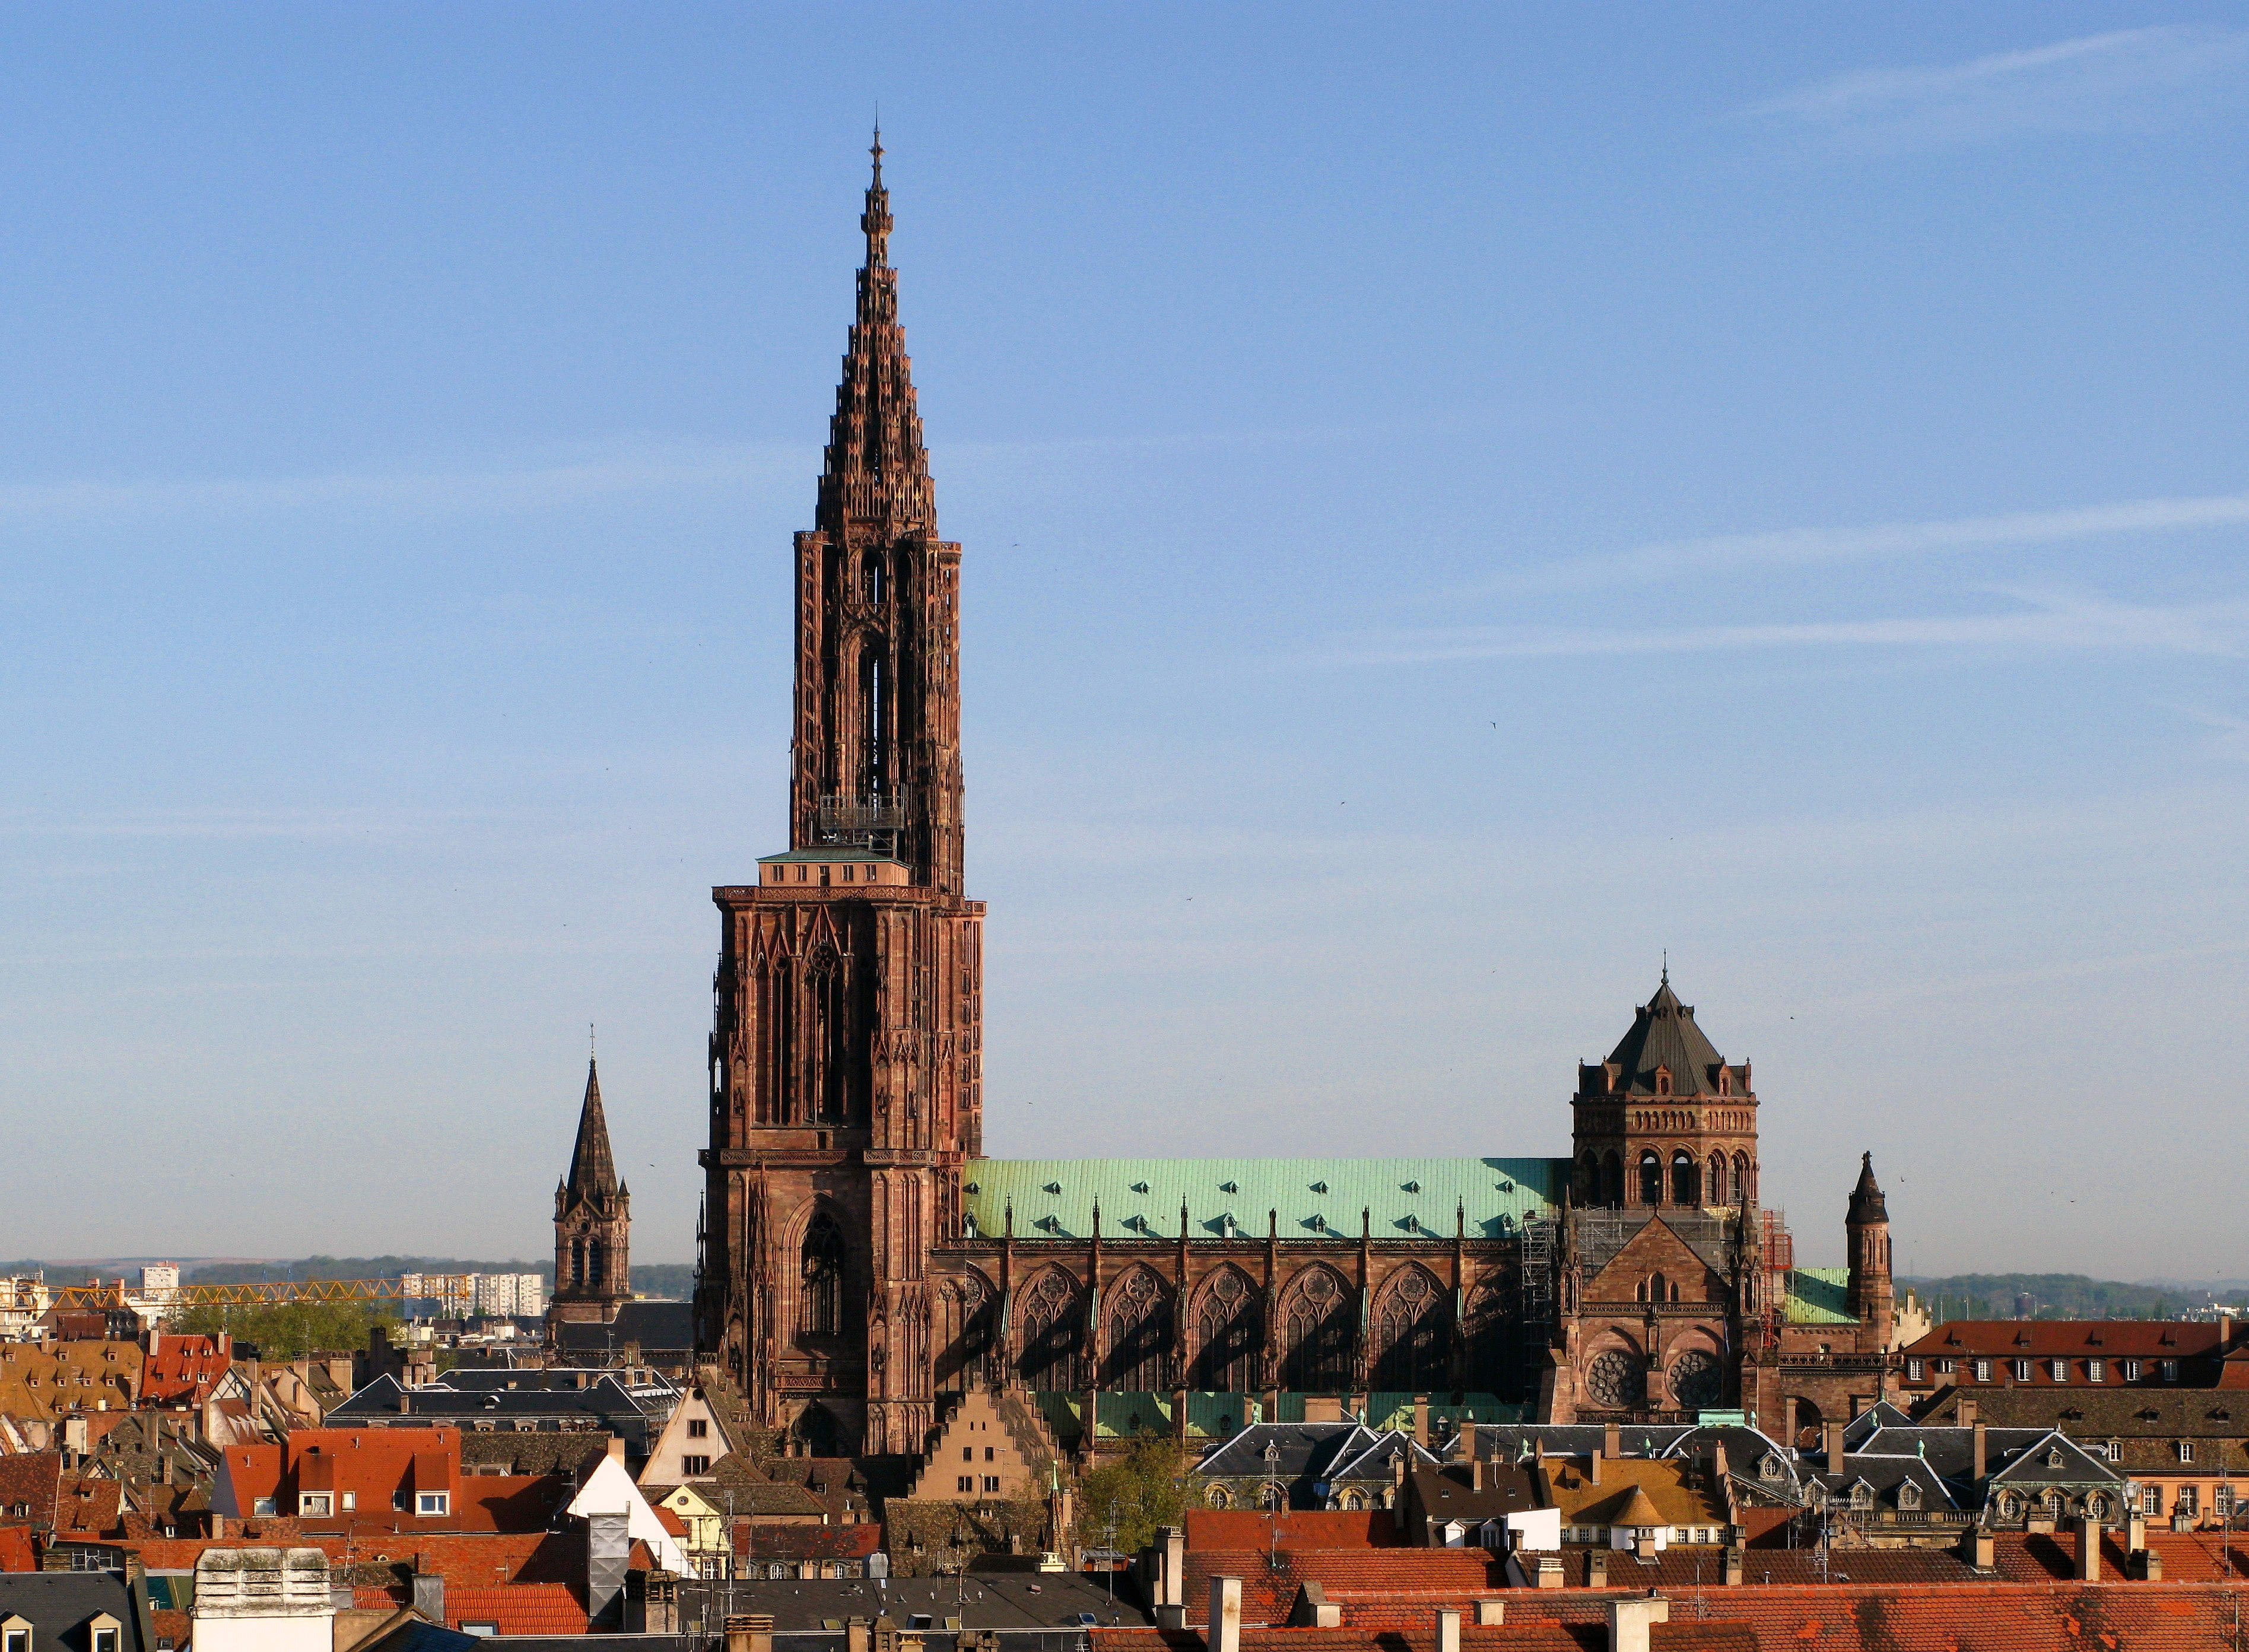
(694, 138, 983, 1456)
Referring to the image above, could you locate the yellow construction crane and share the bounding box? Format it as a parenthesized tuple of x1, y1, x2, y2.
(53, 1276, 478, 1311)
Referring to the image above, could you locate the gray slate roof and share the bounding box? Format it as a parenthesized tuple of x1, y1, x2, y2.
(0, 1573, 147, 1652)
(1599, 977, 1740, 1098)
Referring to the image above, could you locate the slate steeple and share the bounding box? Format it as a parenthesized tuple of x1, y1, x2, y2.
(563, 1057, 621, 1203)
(552, 1054, 630, 1325)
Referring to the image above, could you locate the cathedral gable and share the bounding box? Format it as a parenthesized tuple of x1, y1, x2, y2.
(1583, 1216, 1725, 1307)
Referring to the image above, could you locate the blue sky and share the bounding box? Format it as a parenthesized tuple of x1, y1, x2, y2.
(2, 5, 2245, 1278)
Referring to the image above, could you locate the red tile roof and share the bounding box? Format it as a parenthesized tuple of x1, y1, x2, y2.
(731, 1522, 882, 1559)
(1180, 1549, 1502, 1624)
(0, 1454, 62, 1527)
(1184, 1511, 1402, 1551)
(1989, 1528, 2249, 1584)
(1907, 1321, 2222, 1361)
(0, 1527, 37, 1572)
(119, 1527, 590, 1586)
(1099, 1583, 2249, 1650)
(445, 1584, 590, 1635)
(141, 1335, 233, 1406)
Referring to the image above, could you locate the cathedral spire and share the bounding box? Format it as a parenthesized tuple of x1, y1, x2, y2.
(818, 133, 933, 540)
(565, 1056, 618, 1202)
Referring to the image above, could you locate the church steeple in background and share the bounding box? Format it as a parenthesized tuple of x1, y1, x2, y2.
(552, 1053, 630, 1324)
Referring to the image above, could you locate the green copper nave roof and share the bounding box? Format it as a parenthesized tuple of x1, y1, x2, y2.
(1785, 1266, 1857, 1326)
(960, 1158, 1562, 1243)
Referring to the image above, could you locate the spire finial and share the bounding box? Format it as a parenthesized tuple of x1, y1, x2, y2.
(589, 1021, 596, 1062)
(1661, 949, 1669, 987)
(860, 128, 892, 268)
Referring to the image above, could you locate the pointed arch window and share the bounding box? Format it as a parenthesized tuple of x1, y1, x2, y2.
(1279, 1266, 1353, 1392)
(862, 551, 887, 607)
(1370, 1266, 1450, 1391)
(1017, 1269, 1085, 1391)
(800, 1212, 848, 1338)
(1732, 1152, 1751, 1206)
(586, 1241, 606, 1289)
(570, 1238, 586, 1288)
(1708, 1152, 1727, 1206)
(1191, 1267, 1260, 1392)
(859, 644, 892, 804)
(1103, 1267, 1172, 1392)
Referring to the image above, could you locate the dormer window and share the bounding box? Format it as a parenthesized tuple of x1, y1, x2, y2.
(1897, 1483, 1921, 1511)
(1717, 1068, 1729, 1096)
(1654, 1068, 1672, 1097)
(298, 1493, 333, 1516)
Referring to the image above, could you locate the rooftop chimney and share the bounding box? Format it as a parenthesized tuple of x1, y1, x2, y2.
(1608, 1597, 1670, 1652)
(1603, 1422, 1621, 1461)
(1473, 1602, 1504, 1625)
(1160, 1526, 1186, 1609)
(1413, 1396, 1430, 1451)
(1587, 1450, 1602, 1486)
(1470, 1459, 1486, 1492)
(1972, 1422, 1987, 1483)
(2076, 1516, 2101, 1583)
(1825, 1421, 1845, 1478)
(1721, 1548, 1743, 1586)
(1435, 1608, 1460, 1652)
(1955, 1397, 1978, 1429)
(1208, 1576, 1241, 1652)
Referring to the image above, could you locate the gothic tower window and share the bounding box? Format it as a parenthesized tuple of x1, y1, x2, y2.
(1732, 1152, 1751, 1205)
(800, 1212, 847, 1338)
(1708, 1152, 1726, 1206)
(1602, 1152, 1622, 1207)
(859, 645, 891, 803)
(1671, 1150, 1699, 1207)
(1638, 1152, 1662, 1208)
(862, 550, 886, 606)
(1191, 1267, 1260, 1392)
(571, 1239, 585, 1287)
(1577, 1152, 1599, 1204)
(1279, 1265, 1353, 1392)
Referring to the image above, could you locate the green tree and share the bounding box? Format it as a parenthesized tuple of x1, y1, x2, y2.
(171, 1300, 401, 1361)
(1075, 1438, 1193, 1555)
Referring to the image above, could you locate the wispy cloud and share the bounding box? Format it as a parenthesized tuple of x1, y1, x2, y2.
(1473, 491, 2249, 596)
(0, 442, 809, 530)
(1326, 588, 2249, 666)
(1746, 26, 2249, 145)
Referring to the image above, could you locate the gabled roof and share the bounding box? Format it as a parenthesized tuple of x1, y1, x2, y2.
(1598, 975, 1738, 1098)
(964, 1158, 1557, 1246)
(1905, 1319, 2222, 1360)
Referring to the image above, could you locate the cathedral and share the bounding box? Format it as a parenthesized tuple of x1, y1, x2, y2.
(681, 142, 1899, 1459)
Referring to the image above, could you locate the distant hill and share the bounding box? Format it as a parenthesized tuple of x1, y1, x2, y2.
(4, 1254, 698, 1302)
(1902, 1272, 2247, 1321)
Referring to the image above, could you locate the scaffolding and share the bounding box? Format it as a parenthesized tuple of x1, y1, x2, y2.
(1514, 1214, 1555, 1395)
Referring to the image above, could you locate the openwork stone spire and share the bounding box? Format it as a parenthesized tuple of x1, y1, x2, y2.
(817, 129, 936, 541)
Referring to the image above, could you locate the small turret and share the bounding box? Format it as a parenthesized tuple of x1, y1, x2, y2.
(1844, 1152, 1892, 1348)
